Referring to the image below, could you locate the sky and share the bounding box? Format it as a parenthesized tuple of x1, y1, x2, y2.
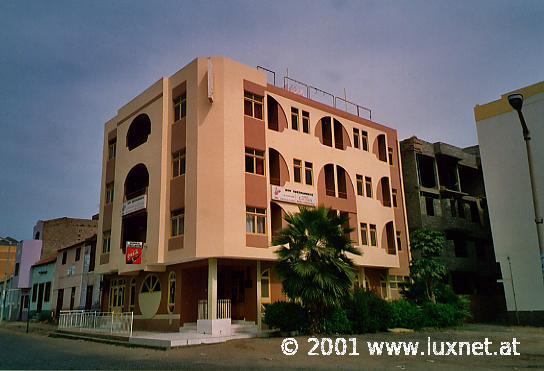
(1, 0, 543, 240)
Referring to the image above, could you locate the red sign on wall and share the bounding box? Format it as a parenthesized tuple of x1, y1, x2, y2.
(126, 241, 143, 264)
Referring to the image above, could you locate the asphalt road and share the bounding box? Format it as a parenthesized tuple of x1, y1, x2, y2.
(0, 324, 543, 370)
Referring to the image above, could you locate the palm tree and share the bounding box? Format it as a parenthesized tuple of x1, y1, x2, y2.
(273, 206, 361, 331)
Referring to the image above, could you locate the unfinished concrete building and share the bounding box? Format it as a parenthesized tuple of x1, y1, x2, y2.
(400, 136, 504, 320)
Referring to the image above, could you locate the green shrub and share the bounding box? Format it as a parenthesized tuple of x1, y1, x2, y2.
(321, 307, 352, 335)
(263, 301, 309, 333)
(388, 300, 423, 329)
(347, 289, 390, 333)
(421, 302, 460, 327)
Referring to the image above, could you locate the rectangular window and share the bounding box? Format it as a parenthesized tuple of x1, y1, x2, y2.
(75, 247, 81, 262)
(244, 91, 263, 120)
(360, 223, 368, 245)
(353, 128, 360, 149)
(396, 231, 402, 251)
(356, 175, 364, 196)
(32, 284, 38, 302)
(62, 251, 67, 265)
(102, 231, 111, 254)
(369, 224, 377, 246)
(425, 197, 435, 216)
(365, 176, 373, 198)
(293, 159, 302, 183)
(105, 182, 114, 204)
(392, 189, 398, 207)
(174, 92, 187, 121)
(14, 262, 19, 276)
(388, 147, 394, 165)
(172, 150, 186, 178)
(302, 111, 310, 133)
(246, 207, 267, 235)
(44, 282, 51, 302)
(291, 107, 299, 131)
(361, 131, 369, 151)
(304, 162, 313, 185)
(245, 148, 265, 175)
(171, 209, 185, 237)
(108, 139, 116, 160)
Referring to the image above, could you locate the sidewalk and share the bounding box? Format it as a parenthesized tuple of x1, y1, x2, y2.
(0, 320, 57, 336)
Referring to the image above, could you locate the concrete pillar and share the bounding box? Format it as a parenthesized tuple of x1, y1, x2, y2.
(207, 258, 217, 320)
(256, 260, 262, 329)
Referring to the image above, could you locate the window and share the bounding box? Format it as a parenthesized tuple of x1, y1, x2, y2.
(304, 162, 313, 185)
(361, 131, 369, 151)
(246, 207, 266, 235)
(102, 231, 111, 254)
(109, 278, 126, 311)
(369, 224, 377, 246)
(245, 148, 265, 175)
(360, 223, 368, 245)
(389, 275, 409, 289)
(62, 251, 67, 265)
(168, 272, 176, 313)
(32, 284, 38, 302)
(128, 278, 136, 312)
(396, 231, 402, 251)
(356, 175, 364, 196)
(172, 150, 186, 177)
(108, 139, 116, 160)
(75, 247, 81, 262)
(365, 176, 373, 198)
(293, 159, 302, 183)
(353, 129, 360, 149)
(392, 189, 398, 207)
(126, 113, 151, 151)
(291, 107, 299, 130)
(302, 111, 310, 133)
(141, 274, 161, 294)
(173, 93, 187, 121)
(70, 287, 76, 310)
(171, 209, 184, 237)
(388, 147, 394, 165)
(425, 197, 435, 216)
(14, 263, 19, 276)
(105, 182, 114, 204)
(44, 282, 51, 302)
(261, 269, 271, 302)
(244, 91, 263, 119)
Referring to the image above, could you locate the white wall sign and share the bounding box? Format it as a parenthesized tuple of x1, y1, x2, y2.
(271, 185, 317, 206)
(122, 195, 147, 216)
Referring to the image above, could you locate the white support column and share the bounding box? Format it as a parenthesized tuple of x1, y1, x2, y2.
(207, 258, 217, 320)
(256, 260, 262, 330)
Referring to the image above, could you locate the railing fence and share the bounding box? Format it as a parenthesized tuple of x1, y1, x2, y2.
(58, 310, 133, 337)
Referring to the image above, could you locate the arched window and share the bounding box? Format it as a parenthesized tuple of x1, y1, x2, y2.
(128, 278, 136, 312)
(261, 269, 271, 303)
(167, 272, 176, 313)
(141, 274, 161, 294)
(126, 113, 151, 150)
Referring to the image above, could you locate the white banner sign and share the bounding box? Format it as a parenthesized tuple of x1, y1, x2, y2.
(122, 194, 147, 216)
(271, 185, 317, 206)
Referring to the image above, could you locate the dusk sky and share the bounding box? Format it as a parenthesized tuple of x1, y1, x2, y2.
(1, 0, 543, 240)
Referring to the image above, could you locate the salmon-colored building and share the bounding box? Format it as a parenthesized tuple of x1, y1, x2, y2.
(95, 56, 411, 333)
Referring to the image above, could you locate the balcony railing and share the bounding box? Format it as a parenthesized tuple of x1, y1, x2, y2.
(58, 310, 133, 337)
(197, 299, 232, 320)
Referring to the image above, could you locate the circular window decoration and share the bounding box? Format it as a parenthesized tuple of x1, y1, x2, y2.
(138, 274, 162, 318)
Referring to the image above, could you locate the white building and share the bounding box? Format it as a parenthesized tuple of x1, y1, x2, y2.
(474, 81, 544, 324)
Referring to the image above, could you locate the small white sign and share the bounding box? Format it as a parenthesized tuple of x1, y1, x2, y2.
(271, 185, 317, 206)
(122, 194, 147, 216)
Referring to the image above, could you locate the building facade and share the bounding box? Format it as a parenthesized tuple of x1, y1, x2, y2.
(95, 56, 410, 332)
(29, 256, 56, 320)
(0, 236, 17, 285)
(474, 81, 544, 324)
(53, 235, 100, 318)
(33, 216, 98, 259)
(400, 136, 503, 320)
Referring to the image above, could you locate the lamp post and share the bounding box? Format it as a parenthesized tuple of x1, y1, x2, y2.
(508, 93, 544, 277)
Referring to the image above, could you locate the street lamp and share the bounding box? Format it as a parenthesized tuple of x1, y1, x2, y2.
(507, 93, 544, 277)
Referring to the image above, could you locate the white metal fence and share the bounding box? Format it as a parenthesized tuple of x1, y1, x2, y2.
(58, 310, 133, 337)
(197, 299, 231, 320)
